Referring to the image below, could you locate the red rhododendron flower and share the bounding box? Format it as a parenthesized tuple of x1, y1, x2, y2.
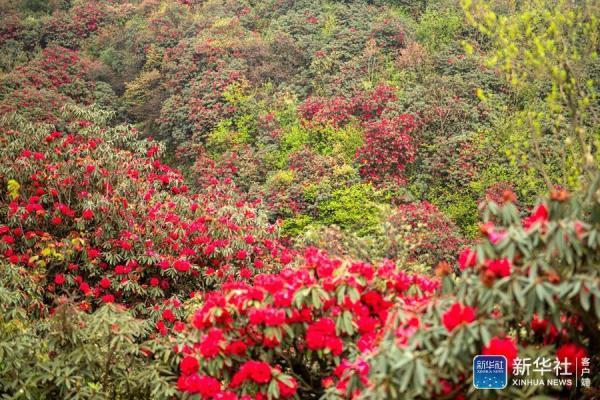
(199, 328, 223, 358)
(101, 294, 115, 303)
(79, 282, 91, 295)
(179, 374, 221, 396)
(324, 336, 343, 356)
(174, 259, 191, 272)
(230, 360, 272, 387)
(523, 203, 549, 230)
(156, 320, 167, 336)
(306, 318, 343, 355)
(236, 249, 247, 259)
(442, 303, 476, 332)
(458, 248, 477, 270)
(162, 308, 176, 322)
(483, 337, 518, 368)
(54, 274, 65, 285)
(100, 277, 111, 288)
(2, 235, 15, 244)
(249, 361, 272, 383)
(174, 321, 186, 332)
(530, 314, 559, 343)
(278, 376, 298, 398)
(486, 258, 511, 278)
(196, 375, 222, 397)
(556, 343, 588, 375)
(226, 340, 247, 355)
(179, 356, 199, 376)
(82, 209, 94, 220)
(357, 316, 378, 334)
(240, 267, 252, 279)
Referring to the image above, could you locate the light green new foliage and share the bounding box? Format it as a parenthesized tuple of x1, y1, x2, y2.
(307, 123, 363, 161)
(317, 183, 383, 237)
(430, 187, 479, 238)
(277, 119, 363, 166)
(205, 82, 263, 155)
(281, 214, 315, 237)
(206, 118, 253, 155)
(464, 0, 599, 188)
(416, 9, 462, 51)
(467, 96, 551, 206)
(279, 124, 310, 161)
(267, 169, 295, 190)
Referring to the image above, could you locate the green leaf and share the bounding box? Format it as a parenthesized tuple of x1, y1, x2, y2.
(512, 279, 525, 308)
(480, 325, 491, 347)
(580, 287, 591, 311)
(399, 360, 415, 392)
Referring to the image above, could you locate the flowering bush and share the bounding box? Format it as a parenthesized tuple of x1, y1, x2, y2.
(0, 105, 291, 325)
(333, 186, 600, 399)
(0, 45, 95, 123)
(173, 248, 438, 399)
(298, 84, 398, 129)
(0, 272, 176, 399)
(383, 201, 466, 266)
(42, 1, 116, 49)
(355, 114, 416, 188)
(298, 85, 417, 189)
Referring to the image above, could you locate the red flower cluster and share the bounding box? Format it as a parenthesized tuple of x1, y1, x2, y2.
(442, 303, 476, 332)
(306, 318, 343, 355)
(299, 84, 398, 128)
(230, 361, 272, 386)
(485, 258, 511, 278)
(530, 314, 559, 343)
(458, 247, 477, 270)
(175, 248, 438, 398)
(355, 114, 416, 187)
(0, 97, 292, 330)
(556, 343, 588, 375)
(297, 85, 416, 188)
(179, 356, 199, 376)
(177, 374, 222, 397)
(482, 337, 518, 368)
(523, 204, 549, 230)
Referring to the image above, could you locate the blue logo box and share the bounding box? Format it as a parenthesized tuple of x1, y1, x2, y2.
(473, 355, 507, 389)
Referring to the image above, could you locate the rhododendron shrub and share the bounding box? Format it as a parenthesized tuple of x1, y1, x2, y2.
(298, 84, 398, 129)
(336, 186, 600, 399)
(355, 114, 416, 187)
(157, 17, 266, 144)
(0, 265, 177, 399)
(298, 85, 416, 189)
(0, 106, 291, 324)
(42, 1, 116, 49)
(383, 201, 466, 266)
(0, 46, 96, 123)
(173, 248, 438, 399)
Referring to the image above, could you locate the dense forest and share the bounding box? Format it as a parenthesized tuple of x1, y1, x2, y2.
(0, 0, 598, 398)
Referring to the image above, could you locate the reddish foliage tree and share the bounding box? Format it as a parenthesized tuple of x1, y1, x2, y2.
(355, 114, 416, 187)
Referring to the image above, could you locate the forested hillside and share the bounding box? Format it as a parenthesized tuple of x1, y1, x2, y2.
(0, 0, 598, 399)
